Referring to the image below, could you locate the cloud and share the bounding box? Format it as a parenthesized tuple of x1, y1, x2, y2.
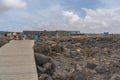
(0, 0, 27, 13)
(22, 5, 67, 31)
(99, 0, 120, 8)
(62, 11, 81, 23)
(0, 19, 5, 23)
(18, 0, 120, 33)
(62, 8, 120, 32)
(23, 6, 120, 33)
(1, 0, 119, 33)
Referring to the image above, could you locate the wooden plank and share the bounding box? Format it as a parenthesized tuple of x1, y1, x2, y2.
(0, 40, 38, 80)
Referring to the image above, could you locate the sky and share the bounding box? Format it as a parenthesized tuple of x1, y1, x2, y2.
(0, 0, 120, 33)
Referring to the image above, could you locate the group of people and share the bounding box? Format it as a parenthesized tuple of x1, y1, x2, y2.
(2, 32, 26, 40)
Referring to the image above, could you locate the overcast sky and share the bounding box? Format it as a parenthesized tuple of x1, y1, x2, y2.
(0, 0, 120, 33)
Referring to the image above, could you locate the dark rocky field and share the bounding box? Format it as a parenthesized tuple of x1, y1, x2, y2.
(34, 35, 120, 80)
(0, 38, 9, 47)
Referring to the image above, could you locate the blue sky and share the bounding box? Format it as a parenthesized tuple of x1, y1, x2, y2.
(0, 0, 120, 33)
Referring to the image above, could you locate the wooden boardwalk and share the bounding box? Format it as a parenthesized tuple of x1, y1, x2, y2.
(0, 40, 38, 80)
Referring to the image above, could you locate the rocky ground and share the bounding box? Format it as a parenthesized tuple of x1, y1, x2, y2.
(0, 38, 9, 47)
(34, 35, 120, 80)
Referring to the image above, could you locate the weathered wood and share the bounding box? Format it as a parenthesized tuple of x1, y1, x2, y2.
(0, 40, 38, 80)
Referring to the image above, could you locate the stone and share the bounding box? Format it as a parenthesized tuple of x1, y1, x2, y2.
(34, 36, 120, 80)
(39, 74, 53, 80)
(43, 62, 52, 70)
(76, 49, 81, 53)
(35, 53, 50, 65)
(43, 61, 56, 75)
(37, 65, 46, 73)
(90, 70, 97, 74)
(110, 74, 120, 80)
(72, 71, 87, 80)
(95, 65, 107, 74)
(0, 38, 9, 47)
(86, 62, 97, 69)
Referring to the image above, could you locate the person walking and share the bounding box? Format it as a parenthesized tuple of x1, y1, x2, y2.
(4, 33, 7, 39)
(13, 32, 17, 40)
(23, 34, 26, 40)
(7, 32, 11, 40)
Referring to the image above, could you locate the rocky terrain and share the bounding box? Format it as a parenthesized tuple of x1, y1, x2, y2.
(0, 38, 9, 47)
(34, 35, 120, 80)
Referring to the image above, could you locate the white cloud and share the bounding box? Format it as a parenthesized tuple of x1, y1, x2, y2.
(10, 0, 119, 33)
(62, 11, 81, 23)
(0, 0, 27, 12)
(62, 8, 120, 33)
(23, 7, 120, 33)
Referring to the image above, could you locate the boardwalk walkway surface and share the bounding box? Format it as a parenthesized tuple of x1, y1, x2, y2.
(0, 40, 38, 80)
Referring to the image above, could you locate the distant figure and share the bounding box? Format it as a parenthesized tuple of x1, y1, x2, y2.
(18, 34, 22, 40)
(7, 32, 11, 40)
(4, 33, 7, 38)
(56, 31, 59, 39)
(13, 32, 17, 40)
(23, 34, 26, 40)
(34, 35, 39, 41)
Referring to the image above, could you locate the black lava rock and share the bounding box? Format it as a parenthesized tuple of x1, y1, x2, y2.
(86, 63, 97, 69)
(35, 53, 50, 65)
(72, 71, 87, 80)
(39, 74, 53, 80)
(95, 65, 107, 74)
